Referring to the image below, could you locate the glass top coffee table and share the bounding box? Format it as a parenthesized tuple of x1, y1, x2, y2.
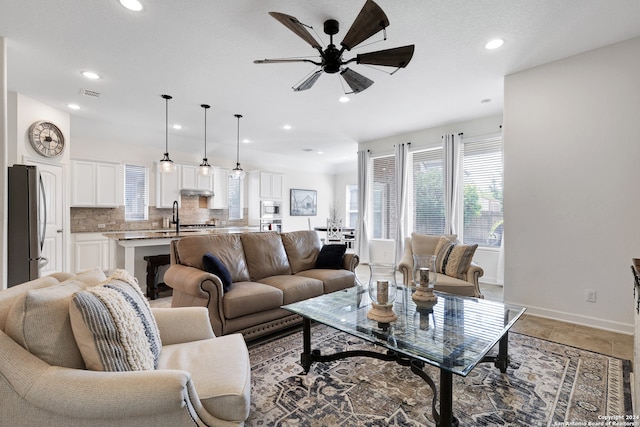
(283, 285, 525, 427)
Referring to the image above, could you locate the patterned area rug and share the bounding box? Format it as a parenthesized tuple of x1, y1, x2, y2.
(246, 324, 632, 426)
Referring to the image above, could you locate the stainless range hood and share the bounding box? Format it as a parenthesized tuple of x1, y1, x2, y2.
(180, 189, 214, 197)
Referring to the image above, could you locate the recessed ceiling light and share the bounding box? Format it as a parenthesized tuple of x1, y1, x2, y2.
(485, 39, 504, 50)
(119, 0, 143, 12)
(481, 98, 491, 104)
(339, 96, 350, 103)
(172, 124, 182, 130)
(283, 124, 292, 130)
(242, 139, 250, 144)
(67, 104, 80, 110)
(81, 71, 101, 80)
(302, 148, 313, 152)
(317, 151, 324, 155)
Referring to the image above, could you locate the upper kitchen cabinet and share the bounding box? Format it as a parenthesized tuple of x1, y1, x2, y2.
(257, 171, 283, 199)
(181, 164, 213, 192)
(71, 160, 121, 207)
(156, 163, 181, 208)
(211, 167, 229, 209)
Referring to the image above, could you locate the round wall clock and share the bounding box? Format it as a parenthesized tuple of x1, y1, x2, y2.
(28, 120, 65, 157)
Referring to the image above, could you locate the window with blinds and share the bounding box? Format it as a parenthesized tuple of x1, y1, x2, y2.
(228, 177, 243, 220)
(346, 184, 358, 228)
(411, 147, 445, 235)
(462, 136, 503, 247)
(370, 155, 396, 239)
(124, 164, 148, 221)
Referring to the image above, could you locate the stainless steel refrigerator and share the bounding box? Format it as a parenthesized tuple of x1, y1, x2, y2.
(8, 164, 48, 287)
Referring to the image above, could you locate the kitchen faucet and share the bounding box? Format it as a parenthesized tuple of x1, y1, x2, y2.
(171, 200, 180, 233)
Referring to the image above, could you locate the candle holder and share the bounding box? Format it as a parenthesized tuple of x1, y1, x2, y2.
(412, 255, 438, 307)
(367, 263, 398, 324)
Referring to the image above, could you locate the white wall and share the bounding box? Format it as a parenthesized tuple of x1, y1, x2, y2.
(504, 36, 640, 333)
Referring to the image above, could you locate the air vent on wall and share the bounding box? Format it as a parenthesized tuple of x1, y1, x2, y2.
(79, 89, 101, 98)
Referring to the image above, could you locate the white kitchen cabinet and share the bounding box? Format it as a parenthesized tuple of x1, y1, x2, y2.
(181, 164, 213, 192)
(211, 167, 229, 209)
(156, 163, 181, 208)
(71, 233, 113, 274)
(259, 171, 283, 199)
(71, 160, 120, 207)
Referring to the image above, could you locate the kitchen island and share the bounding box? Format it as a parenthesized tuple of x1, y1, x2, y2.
(106, 227, 259, 287)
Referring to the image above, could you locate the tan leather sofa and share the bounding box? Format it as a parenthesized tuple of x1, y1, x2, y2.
(398, 233, 484, 298)
(0, 269, 251, 426)
(164, 230, 359, 340)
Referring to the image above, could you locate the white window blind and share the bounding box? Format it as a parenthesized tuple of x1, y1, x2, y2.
(370, 155, 396, 239)
(124, 164, 148, 221)
(411, 148, 445, 235)
(346, 184, 358, 228)
(462, 136, 503, 247)
(228, 177, 243, 220)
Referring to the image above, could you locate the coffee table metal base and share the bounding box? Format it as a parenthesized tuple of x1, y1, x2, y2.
(300, 318, 510, 427)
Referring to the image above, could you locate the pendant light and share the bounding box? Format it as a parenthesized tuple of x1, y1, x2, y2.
(229, 114, 245, 179)
(198, 104, 212, 176)
(158, 94, 175, 174)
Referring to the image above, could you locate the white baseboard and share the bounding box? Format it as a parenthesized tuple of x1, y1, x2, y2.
(504, 300, 634, 335)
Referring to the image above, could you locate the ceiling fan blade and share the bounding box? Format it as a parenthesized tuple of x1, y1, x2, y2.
(340, 0, 390, 51)
(356, 45, 415, 68)
(269, 12, 322, 50)
(254, 58, 319, 65)
(293, 70, 323, 91)
(340, 68, 374, 94)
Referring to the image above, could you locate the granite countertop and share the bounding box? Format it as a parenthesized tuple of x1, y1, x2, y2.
(105, 226, 260, 241)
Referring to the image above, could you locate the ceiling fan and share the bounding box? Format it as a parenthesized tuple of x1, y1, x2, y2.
(254, 0, 415, 94)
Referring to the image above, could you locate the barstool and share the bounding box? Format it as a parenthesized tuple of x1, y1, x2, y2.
(143, 254, 172, 300)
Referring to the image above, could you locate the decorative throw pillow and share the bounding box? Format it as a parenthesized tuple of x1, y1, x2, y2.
(434, 237, 478, 280)
(4, 267, 107, 369)
(202, 253, 233, 292)
(316, 244, 347, 269)
(69, 269, 161, 372)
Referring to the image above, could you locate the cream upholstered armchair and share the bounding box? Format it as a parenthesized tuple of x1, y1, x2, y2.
(0, 269, 251, 426)
(398, 233, 484, 298)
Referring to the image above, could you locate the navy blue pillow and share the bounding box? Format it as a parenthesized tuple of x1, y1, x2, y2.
(316, 244, 347, 269)
(202, 253, 233, 292)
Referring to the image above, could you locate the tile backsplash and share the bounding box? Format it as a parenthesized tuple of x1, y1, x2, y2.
(71, 195, 248, 233)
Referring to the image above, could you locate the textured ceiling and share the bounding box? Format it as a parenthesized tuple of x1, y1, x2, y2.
(1, 0, 639, 173)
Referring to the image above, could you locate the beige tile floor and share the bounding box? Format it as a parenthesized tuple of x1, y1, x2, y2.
(479, 283, 634, 361)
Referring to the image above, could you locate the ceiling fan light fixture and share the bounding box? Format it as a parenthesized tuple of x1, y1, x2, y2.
(229, 114, 245, 180)
(199, 104, 212, 176)
(158, 94, 175, 174)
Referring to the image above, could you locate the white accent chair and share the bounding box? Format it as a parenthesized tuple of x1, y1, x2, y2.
(0, 271, 251, 426)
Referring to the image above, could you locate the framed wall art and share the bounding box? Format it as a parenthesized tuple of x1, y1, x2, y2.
(290, 189, 317, 216)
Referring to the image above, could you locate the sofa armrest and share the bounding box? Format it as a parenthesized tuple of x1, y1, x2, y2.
(26, 367, 201, 419)
(163, 264, 226, 336)
(465, 262, 484, 286)
(397, 238, 414, 286)
(343, 253, 360, 272)
(152, 307, 215, 344)
(0, 332, 199, 420)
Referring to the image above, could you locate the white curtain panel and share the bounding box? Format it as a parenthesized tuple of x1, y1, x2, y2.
(443, 133, 461, 235)
(356, 149, 370, 263)
(394, 143, 409, 263)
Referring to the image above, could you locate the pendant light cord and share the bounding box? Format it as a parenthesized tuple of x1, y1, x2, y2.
(161, 94, 172, 155)
(235, 114, 243, 167)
